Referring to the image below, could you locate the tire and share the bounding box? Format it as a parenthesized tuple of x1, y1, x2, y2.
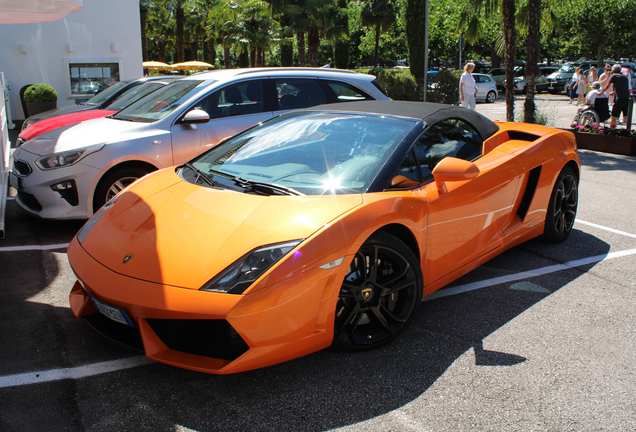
(332, 232, 423, 351)
(93, 166, 152, 213)
(542, 167, 578, 243)
(486, 91, 497, 103)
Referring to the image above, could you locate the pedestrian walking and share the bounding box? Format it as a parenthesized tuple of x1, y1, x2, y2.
(460, 62, 478, 110)
(576, 69, 587, 106)
(600, 64, 631, 128)
(599, 64, 614, 105)
(569, 67, 580, 104)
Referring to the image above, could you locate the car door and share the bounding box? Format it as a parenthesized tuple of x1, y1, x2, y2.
(170, 79, 273, 164)
(415, 119, 523, 286)
(474, 75, 491, 99)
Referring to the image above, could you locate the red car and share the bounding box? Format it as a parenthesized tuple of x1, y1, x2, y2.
(17, 77, 179, 146)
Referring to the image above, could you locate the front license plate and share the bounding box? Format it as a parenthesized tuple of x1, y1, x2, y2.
(87, 293, 134, 326)
(9, 171, 19, 190)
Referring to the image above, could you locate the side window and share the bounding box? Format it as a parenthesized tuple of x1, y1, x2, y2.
(272, 78, 326, 111)
(388, 150, 421, 189)
(413, 119, 483, 182)
(324, 80, 373, 102)
(195, 80, 264, 119)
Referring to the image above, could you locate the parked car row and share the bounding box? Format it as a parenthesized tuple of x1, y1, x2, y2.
(487, 66, 558, 94)
(11, 68, 389, 220)
(9, 67, 581, 376)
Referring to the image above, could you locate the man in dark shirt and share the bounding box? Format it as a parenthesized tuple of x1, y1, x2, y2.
(600, 64, 631, 128)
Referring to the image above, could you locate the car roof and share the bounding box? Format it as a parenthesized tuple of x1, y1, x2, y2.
(302, 100, 501, 140)
(179, 67, 376, 83)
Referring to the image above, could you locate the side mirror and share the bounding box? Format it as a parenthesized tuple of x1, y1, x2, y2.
(180, 109, 210, 125)
(432, 157, 480, 194)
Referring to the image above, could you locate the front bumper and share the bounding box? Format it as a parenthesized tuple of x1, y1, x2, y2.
(11, 148, 97, 219)
(68, 238, 343, 374)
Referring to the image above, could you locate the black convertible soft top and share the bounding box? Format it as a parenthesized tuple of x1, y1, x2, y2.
(304, 100, 501, 140)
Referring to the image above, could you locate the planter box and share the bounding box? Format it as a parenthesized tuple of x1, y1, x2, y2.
(573, 132, 636, 156)
(25, 101, 57, 118)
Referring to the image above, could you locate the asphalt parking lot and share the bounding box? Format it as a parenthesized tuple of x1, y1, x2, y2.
(1, 96, 635, 431)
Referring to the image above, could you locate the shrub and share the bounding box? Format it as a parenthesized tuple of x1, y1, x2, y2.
(368, 68, 420, 101)
(23, 84, 58, 102)
(426, 70, 461, 105)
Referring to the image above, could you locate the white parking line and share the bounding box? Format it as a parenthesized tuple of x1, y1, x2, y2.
(0, 243, 70, 252)
(575, 220, 636, 239)
(0, 356, 152, 389)
(424, 247, 636, 301)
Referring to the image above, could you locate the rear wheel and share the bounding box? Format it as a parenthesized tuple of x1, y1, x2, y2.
(486, 91, 497, 103)
(542, 167, 578, 243)
(580, 110, 599, 127)
(93, 166, 152, 213)
(332, 232, 422, 351)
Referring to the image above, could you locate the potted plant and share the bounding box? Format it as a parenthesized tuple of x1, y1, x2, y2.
(23, 83, 58, 117)
(570, 124, 636, 156)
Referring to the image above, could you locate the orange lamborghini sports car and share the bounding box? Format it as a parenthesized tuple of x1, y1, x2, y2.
(68, 101, 580, 374)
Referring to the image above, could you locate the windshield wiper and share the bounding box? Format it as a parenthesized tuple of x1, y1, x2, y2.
(233, 177, 304, 196)
(201, 168, 303, 196)
(184, 162, 214, 186)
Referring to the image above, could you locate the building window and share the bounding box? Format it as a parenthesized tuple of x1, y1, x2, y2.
(65, 61, 120, 98)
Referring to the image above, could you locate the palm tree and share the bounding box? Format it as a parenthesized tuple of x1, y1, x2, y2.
(287, 0, 342, 67)
(460, 0, 516, 121)
(361, 0, 397, 67)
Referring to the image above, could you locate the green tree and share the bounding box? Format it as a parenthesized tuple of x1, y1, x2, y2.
(361, 0, 397, 67)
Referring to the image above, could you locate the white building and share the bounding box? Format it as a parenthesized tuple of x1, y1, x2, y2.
(0, 0, 143, 121)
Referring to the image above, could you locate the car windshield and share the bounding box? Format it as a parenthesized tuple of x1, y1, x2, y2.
(188, 111, 417, 195)
(83, 81, 130, 106)
(105, 82, 167, 112)
(113, 80, 206, 123)
(557, 64, 577, 73)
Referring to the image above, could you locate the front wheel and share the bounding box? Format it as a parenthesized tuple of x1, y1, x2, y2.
(486, 91, 497, 103)
(93, 166, 152, 213)
(332, 232, 423, 351)
(542, 167, 578, 243)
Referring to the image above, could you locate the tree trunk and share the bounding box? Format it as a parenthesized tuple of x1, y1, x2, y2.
(374, 25, 381, 67)
(224, 46, 231, 69)
(176, 5, 185, 62)
(297, 32, 307, 67)
(307, 29, 320, 67)
(502, 0, 516, 122)
(257, 47, 264, 67)
(158, 40, 166, 63)
(250, 47, 256, 68)
(140, 3, 147, 62)
(524, 0, 541, 124)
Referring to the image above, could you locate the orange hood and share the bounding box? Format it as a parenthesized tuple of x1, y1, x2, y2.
(80, 169, 363, 289)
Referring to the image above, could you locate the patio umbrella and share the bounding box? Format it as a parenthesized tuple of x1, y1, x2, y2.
(172, 61, 214, 70)
(142, 61, 172, 69)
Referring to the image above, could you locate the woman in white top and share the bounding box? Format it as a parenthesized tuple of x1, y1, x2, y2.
(460, 62, 477, 110)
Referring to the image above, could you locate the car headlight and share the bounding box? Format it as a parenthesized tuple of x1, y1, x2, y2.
(514, 77, 523, 83)
(76, 192, 123, 244)
(36, 144, 104, 170)
(201, 240, 303, 294)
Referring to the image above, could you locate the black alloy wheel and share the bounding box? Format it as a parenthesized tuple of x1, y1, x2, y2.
(332, 232, 422, 351)
(542, 167, 578, 243)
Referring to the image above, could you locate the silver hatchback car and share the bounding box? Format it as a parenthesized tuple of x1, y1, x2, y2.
(11, 68, 390, 219)
(472, 73, 498, 103)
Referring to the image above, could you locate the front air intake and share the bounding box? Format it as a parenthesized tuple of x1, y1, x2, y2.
(146, 319, 249, 361)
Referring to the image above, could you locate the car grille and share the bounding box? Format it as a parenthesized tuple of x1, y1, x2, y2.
(13, 160, 32, 176)
(147, 319, 250, 361)
(17, 190, 43, 212)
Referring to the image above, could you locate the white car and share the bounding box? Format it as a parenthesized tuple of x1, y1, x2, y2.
(473, 73, 498, 103)
(10, 68, 390, 219)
